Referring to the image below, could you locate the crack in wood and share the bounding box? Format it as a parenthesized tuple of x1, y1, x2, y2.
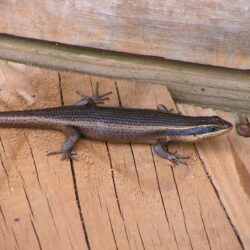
(197, 196, 212, 250)
(0, 206, 8, 232)
(30, 217, 42, 250)
(129, 145, 142, 192)
(44, 192, 60, 239)
(58, 73, 64, 106)
(193, 144, 244, 249)
(171, 224, 180, 250)
(123, 223, 131, 250)
(0, 153, 8, 177)
(106, 206, 118, 250)
(156, 229, 162, 246)
(150, 147, 171, 232)
(133, 237, 139, 250)
(0, 152, 12, 193)
(114, 81, 147, 248)
(25, 134, 42, 191)
(0, 224, 5, 238)
(66, 228, 74, 250)
(89, 77, 96, 97)
(136, 222, 145, 250)
(170, 167, 194, 250)
(115, 81, 122, 107)
(96, 189, 103, 209)
(0, 152, 12, 195)
(58, 73, 91, 250)
(106, 143, 123, 218)
(115, 81, 142, 191)
(122, 156, 128, 178)
(0, 136, 6, 153)
(23, 184, 35, 218)
(18, 170, 26, 188)
(106, 143, 131, 249)
(69, 159, 91, 250)
(11, 227, 20, 250)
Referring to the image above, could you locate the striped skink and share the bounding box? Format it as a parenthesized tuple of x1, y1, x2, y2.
(0, 84, 232, 165)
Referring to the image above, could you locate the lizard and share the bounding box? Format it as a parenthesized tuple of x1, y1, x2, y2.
(0, 83, 232, 165)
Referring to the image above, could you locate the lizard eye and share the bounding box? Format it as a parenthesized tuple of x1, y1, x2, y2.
(210, 126, 219, 132)
(210, 127, 215, 132)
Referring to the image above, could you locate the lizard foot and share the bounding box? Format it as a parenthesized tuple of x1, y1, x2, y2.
(167, 151, 189, 166)
(153, 141, 189, 166)
(75, 82, 112, 106)
(47, 151, 78, 161)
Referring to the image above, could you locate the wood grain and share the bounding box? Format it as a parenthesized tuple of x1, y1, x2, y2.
(0, 1, 250, 69)
(0, 68, 88, 250)
(178, 104, 250, 248)
(0, 36, 250, 114)
(58, 72, 241, 249)
(0, 67, 246, 249)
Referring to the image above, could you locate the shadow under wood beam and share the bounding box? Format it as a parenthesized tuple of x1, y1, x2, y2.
(0, 34, 249, 113)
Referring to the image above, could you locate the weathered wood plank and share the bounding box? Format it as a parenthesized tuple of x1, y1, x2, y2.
(0, 67, 246, 249)
(59, 74, 131, 250)
(116, 81, 242, 250)
(0, 1, 250, 69)
(178, 104, 250, 249)
(0, 35, 249, 114)
(0, 68, 88, 250)
(57, 72, 242, 249)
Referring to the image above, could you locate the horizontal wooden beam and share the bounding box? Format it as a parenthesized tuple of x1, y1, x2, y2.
(1, 0, 250, 69)
(0, 35, 249, 113)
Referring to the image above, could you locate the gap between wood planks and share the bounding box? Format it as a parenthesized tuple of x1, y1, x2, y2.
(58, 73, 91, 250)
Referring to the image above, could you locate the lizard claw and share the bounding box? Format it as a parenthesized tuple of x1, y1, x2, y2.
(75, 82, 112, 106)
(92, 82, 112, 104)
(47, 151, 60, 156)
(61, 151, 78, 161)
(168, 152, 189, 166)
(47, 151, 78, 161)
(153, 141, 189, 166)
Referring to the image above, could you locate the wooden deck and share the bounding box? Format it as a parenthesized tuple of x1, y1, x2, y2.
(0, 67, 249, 250)
(1, 1, 250, 69)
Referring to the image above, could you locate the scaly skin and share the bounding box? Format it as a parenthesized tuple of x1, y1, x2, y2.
(0, 83, 232, 165)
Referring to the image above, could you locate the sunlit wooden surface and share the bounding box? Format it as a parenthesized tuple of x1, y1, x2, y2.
(0, 67, 249, 250)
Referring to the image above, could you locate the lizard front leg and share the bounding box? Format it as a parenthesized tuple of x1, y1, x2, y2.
(75, 82, 112, 107)
(48, 126, 80, 161)
(153, 139, 189, 165)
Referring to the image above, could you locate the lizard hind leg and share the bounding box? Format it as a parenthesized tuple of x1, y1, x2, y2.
(75, 82, 112, 107)
(153, 140, 189, 166)
(47, 126, 81, 161)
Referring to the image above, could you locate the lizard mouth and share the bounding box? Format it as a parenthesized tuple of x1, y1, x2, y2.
(218, 118, 233, 130)
(210, 116, 233, 130)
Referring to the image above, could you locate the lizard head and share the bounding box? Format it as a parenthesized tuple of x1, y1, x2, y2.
(192, 116, 233, 140)
(163, 115, 233, 142)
